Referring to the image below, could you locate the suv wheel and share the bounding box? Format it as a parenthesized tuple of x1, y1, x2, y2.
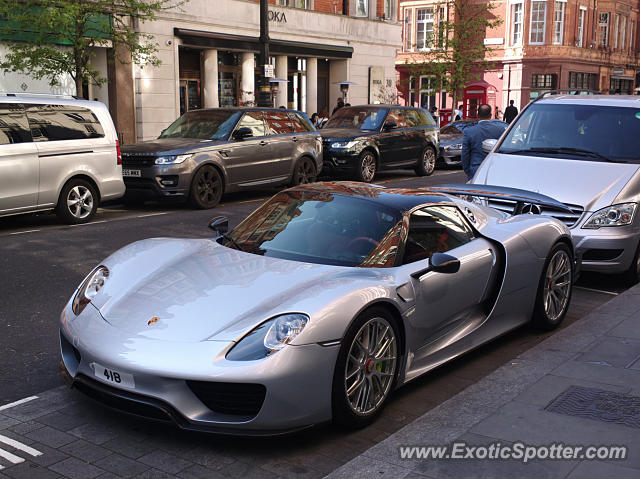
(189, 165, 223, 209)
(355, 151, 377, 183)
(291, 157, 317, 186)
(56, 179, 98, 224)
(415, 146, 436, 176)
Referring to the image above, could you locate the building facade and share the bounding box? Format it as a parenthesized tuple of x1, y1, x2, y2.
(397, 0, 640, 117)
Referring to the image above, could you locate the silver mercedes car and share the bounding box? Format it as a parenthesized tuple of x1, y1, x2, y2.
(473, 95, 640, 282)
(59, 182, 575, 434)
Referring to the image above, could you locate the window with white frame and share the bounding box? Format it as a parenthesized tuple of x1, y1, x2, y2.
(437, 6, 446, 48)
(419, 76, 437, 109)
(356, 0, 368, 17)
(511, 1, 523, 45)
(276, 0, 309, 7)
(530, 0, 547, 44)
(621, 16, 627, 49)
(384, 0, 393, 19)
(416, 8, 435, 50)
(553, 1, 566, 45)
(598, 12, 610, 47)
(577, 7, 586, 47)
(614, 14, 620, 48)
(404, 9, 413, 51)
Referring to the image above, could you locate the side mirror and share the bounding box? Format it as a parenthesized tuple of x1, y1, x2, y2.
(410, 252, 460, 279)
(209, 216, 229, 235)
(482, 138, 498, 153)
(232, 127, 253, 140)
(383, 121, 397, 131)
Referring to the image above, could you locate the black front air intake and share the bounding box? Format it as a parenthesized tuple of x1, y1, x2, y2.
(186, 381, 267, 417)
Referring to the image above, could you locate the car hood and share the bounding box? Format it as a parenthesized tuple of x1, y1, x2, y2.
(440, 134, 462, 145)
(473, 153, 640, 211)
(90, 238, 345, 343)
(320, 128, 372, 140)
(121, 138, 227, 155)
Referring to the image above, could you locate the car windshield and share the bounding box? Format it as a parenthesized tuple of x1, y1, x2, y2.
(220, 190, 402, 267)
(159, 110, 241, 140)
(441, 121, 477, 134)
(497, 103, 640, 163)
(324, 107, 388, 130)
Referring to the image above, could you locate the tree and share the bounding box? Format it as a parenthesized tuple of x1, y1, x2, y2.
(405, 0, 502, 108)
(0, 0, 183, 97)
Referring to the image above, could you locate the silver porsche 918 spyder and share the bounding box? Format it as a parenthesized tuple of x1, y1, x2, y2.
(59, 182, 575, 435)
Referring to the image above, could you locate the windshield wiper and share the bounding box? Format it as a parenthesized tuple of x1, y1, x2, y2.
(499, 147, 612, 162)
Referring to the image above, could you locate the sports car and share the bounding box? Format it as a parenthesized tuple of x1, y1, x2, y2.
(59, 182, 575, 435)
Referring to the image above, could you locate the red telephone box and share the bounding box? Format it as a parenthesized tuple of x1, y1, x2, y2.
(463, 81, 497, 119)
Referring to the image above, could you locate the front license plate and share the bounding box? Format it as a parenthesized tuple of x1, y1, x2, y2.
(122, 169, 141, 177)
(92, 363, 135, 388)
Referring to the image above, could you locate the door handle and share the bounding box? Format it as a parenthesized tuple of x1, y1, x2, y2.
(259, 141, 268, 147)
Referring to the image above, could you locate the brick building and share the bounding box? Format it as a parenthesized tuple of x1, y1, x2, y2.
(397, 0, 640, 117)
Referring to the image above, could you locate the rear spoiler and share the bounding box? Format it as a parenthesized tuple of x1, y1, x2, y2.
(429, 184, 573, 214)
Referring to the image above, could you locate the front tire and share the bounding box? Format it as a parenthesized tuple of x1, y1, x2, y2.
(188, 165, 223, 209)
(354, 150, 377, 183)
(332, 307, 400, 428)
(415, 146, 436, 176)
(531, 243, 573, 330)
(55, 179, 98, 224)
(290, 157, 317, 186)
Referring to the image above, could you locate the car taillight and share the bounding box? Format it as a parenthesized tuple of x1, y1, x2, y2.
(116, 140, 122, 165)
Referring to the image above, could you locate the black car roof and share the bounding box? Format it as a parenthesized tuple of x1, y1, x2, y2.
(287, 181, 454, 212)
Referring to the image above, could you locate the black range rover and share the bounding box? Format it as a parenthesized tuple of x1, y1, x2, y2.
(320, 105, 439, 182)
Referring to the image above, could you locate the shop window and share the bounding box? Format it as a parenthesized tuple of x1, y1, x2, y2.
(610, 77, 633, 94)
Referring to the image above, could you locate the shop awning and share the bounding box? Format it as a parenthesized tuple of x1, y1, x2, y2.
(174, 28, 353, 59)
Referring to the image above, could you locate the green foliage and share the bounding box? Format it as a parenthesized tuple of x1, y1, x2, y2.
(405, 0, 502, 104)
(0, 0, 184, 95)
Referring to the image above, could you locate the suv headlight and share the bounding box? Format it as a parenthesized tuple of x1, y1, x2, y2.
(155, 154, 193, 165)
(226, 313, 309, 361)
(582, 203, 636, 229)
(72, 266, 109, 315)
(330, 141, 358, 149)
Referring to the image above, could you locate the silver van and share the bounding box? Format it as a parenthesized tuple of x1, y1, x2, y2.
(0, 93, 125, 224)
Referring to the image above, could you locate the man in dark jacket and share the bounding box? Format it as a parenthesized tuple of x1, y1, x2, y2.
(503, 100, 518, 123)
(461, 104, 506, 180)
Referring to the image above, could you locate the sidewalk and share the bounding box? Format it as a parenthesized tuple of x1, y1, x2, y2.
(327, 283, 640, 479)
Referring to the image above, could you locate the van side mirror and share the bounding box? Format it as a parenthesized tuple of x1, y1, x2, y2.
(209, 216, 229, 235)
(233, 127, 253, 140)
(482, 138, 498, 153)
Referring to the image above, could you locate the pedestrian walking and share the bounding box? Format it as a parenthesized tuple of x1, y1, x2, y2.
(454, 104, 463, 121)
(503, 100, 518, 123)
(429, 105, 439, 126)
(317, 109, 329, 128)
(461, 104, 507, 180)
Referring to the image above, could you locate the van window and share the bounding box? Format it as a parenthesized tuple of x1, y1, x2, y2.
(25, 104, 105, 141)
(0, 104, 31, 144)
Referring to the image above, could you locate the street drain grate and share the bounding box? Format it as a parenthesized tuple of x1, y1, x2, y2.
(545, 386, 640, 429)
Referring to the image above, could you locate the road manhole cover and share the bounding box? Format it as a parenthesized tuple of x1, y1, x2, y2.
(546, 386, 640, 429)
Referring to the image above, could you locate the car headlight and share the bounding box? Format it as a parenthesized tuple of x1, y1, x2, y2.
(330, 141, 358, 149)
(72, 266, 109, 316)
(155, 154, 193, 165)
(582, 203, 636, 229)
(445, 143, 462, 150)
(226, 313, 309, 361)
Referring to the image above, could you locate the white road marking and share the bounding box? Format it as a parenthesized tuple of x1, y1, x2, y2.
(0, 435, 43, 457)
(7, 229, 40, 235)
(0, 447, 25, 465)
(68, 220, 108, 227)
(575, 286, 619, 296)
(136, 212, 169, 218)
(0, 396, 38, 411)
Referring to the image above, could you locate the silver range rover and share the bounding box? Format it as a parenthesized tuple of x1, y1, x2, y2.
(121, 108, 322, 208)
(472, 95, 640, 282)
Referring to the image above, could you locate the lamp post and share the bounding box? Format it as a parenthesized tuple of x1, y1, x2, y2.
(257, 0, 272, 107)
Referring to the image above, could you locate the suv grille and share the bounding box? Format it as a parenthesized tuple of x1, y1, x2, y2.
(121, 154, 156, 168)
(487, 199, 584, 227)
(186, 381, 266, 417)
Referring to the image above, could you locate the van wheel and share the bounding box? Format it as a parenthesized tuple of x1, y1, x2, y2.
(291, 157, 317, 186)
(56, 179, 98, 224)
(189, 165, 223, 209)
(415, 146, 436, 176)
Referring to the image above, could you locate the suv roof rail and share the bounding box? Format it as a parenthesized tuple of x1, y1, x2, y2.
(533, 89, 602, 102)
(0, 92, 82, 100)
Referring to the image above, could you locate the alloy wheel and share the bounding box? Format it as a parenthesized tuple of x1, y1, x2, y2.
(66, 186, 94, 219)
(344, 317, 397, 415)
(360, 153, 376, 182)
(196, 168, 221, 206)
(543, 249, 572, 321)
(295, 159, 316, 185)
(422, 148, 436, 174)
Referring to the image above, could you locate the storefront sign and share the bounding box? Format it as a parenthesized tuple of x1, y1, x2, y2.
(612, 68, 625, 75)
(369, 66, 385, 104)
(268, 10, 287, 23)
(484, 38, 504, 45)
(264, 64, 274, 78)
